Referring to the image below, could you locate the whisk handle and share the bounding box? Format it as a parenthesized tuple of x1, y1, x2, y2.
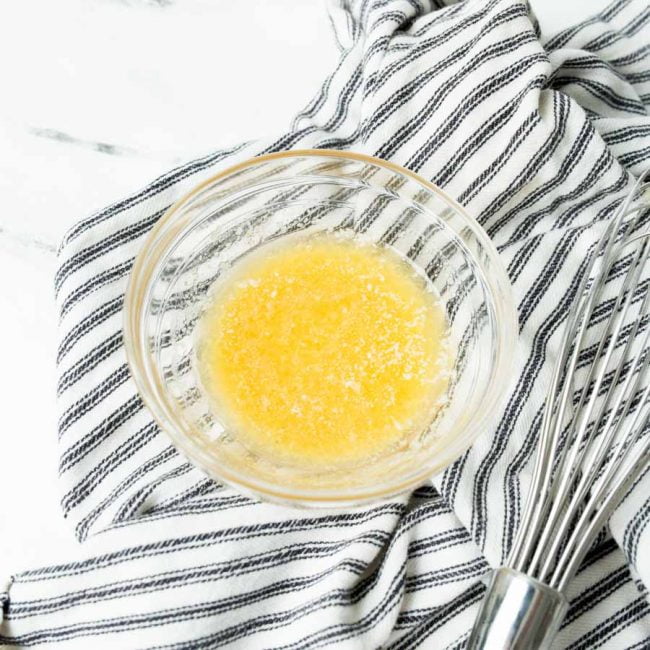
(466, 568, 568, 650)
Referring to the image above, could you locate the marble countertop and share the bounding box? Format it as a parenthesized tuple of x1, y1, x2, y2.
(0, 0, 607, 577)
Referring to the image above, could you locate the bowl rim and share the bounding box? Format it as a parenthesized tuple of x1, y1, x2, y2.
(124, 148, 518, 507)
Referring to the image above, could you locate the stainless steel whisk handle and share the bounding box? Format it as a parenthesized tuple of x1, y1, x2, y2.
(466, 569, 568, 650)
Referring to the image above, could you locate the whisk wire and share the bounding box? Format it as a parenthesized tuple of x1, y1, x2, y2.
(534, 235, 650, 580)
(509, 170, 650, 580)
(511, 227, 621, 574)
(556, 407, 650, 591)
(551, 344, 650, 590)
(509, 245, 599, 571)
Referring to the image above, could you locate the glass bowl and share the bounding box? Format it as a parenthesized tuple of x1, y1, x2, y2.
(124, 150, 517, 507)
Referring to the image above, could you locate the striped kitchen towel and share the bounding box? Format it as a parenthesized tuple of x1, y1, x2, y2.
(2, 0, 650, 647)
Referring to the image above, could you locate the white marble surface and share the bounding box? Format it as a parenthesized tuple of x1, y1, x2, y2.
(0, 0, 608, 578)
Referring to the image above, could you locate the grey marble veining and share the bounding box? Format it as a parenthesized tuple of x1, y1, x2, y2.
(0, 226, 57, 253)
(29, 126, 146, 158)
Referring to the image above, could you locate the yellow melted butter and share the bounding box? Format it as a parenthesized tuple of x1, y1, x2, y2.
(197, 233, 452, 467)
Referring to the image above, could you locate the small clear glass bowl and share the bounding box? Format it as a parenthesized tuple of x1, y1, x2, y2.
(124, 150, 517, 507)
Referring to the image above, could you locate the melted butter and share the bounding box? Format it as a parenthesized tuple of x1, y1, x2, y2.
(197, 233, 452, 467)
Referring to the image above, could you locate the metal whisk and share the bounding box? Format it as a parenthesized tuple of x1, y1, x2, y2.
(468, 169, 650, 650)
